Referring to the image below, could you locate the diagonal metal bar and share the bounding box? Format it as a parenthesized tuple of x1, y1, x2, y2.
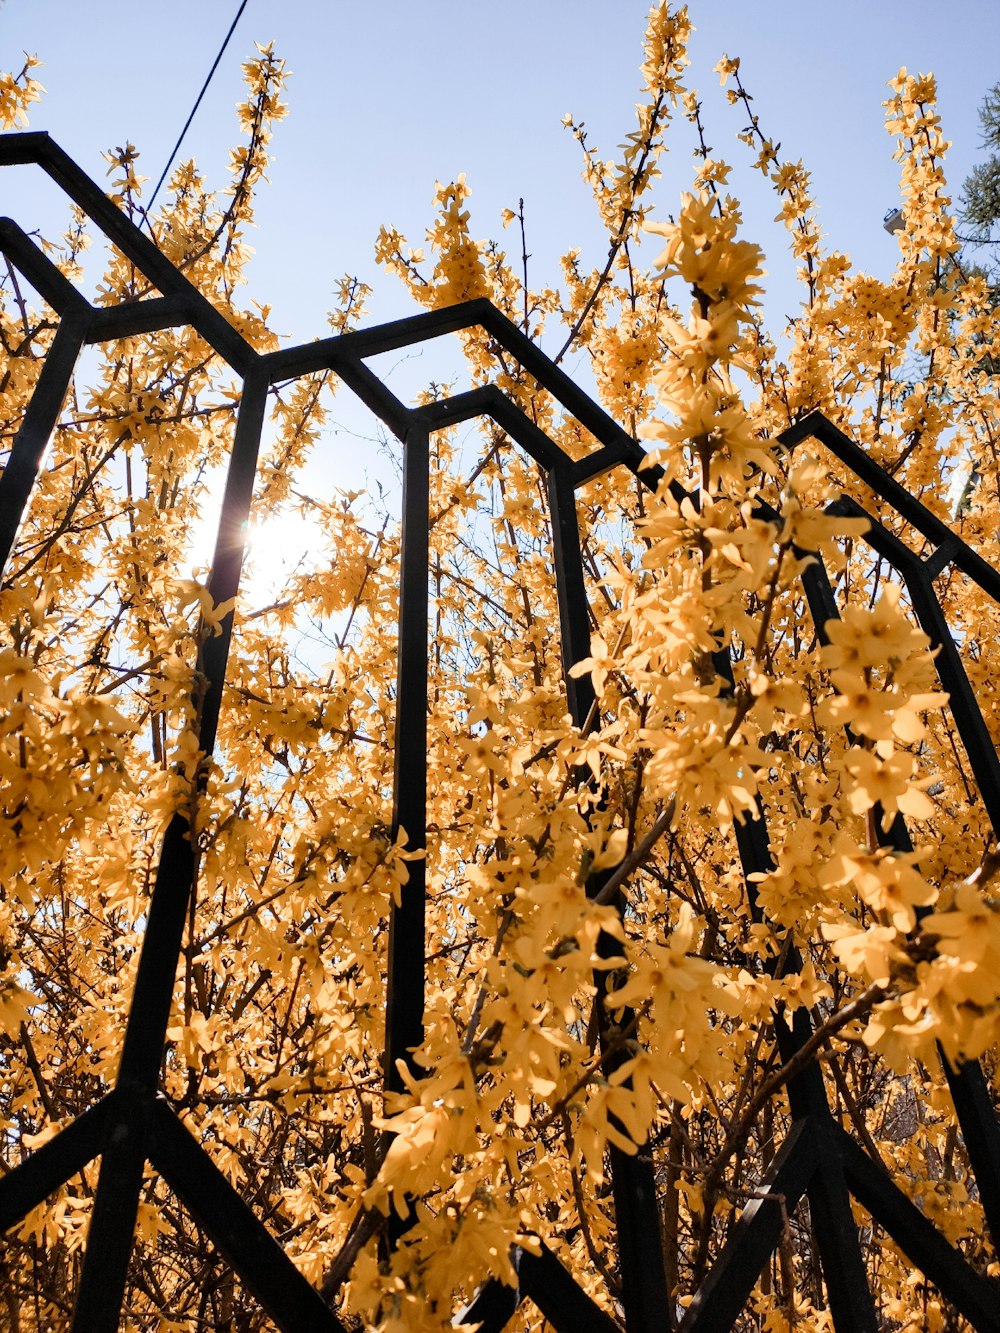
(827, 492, 1000, 839)
(412, 384, 566, 471)
(147, 1097, 349, 1333)
(0, 306, 89, 573)
(0, 133, 256, 374)
(321, 350, 415, 441)
(0, 215, 89, 314)
(795, 541, 912, 846)
(457, 1240, 621, 1333)
(262, 296, 659, 483)
(837, 1123, 1000, 1331)
(456, 1272, 519, 1332)
(475, 302, 655, 480)
(781, 410, 1000, 602)
(679, 1119, 818, 1332)
(0, 1094, 111, 1232)
(518, 1241, 623, 1333)
(903, 561, 1000, 840)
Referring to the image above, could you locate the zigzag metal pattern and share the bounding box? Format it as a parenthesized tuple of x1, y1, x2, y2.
(2, 132, 1000, 1331)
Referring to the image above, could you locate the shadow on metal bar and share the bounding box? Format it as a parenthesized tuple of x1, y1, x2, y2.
(1, 133, 1000, 1330)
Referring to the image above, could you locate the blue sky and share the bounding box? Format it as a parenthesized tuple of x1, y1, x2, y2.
(4, 0, 999, 342)
(3, 1, 999, 525)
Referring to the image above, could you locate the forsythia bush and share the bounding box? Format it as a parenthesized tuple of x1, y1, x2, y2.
(2, 8, 1000, 1330)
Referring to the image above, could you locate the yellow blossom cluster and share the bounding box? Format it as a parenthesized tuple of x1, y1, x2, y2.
(3, 9, 1000, 1331)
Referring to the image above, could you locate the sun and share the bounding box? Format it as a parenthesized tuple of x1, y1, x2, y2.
(240, 506, 328, 604)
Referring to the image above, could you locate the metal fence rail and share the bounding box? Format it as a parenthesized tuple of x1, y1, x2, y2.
(2, 133, 1000, 1331)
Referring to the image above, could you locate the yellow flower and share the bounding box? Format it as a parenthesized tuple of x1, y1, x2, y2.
(843, 746, 936, 828)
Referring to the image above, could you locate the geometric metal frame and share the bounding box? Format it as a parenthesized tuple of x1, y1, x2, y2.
(2, 132, 1000, 1331)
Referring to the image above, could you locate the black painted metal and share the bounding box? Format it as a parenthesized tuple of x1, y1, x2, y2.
(2, 134, 1000, 1330)
(678, 1120, 817, 1333)
(0, 308, 87, 570)
(0, 1095, 112, 1233)
(837, 1124, 1000, 1330)
(941, 1057, 1000, 1251)
(385, 423, 430, 1099)
(546, 462, 671, 1332)
(458, 1241, 621, 1333)
(147, 1098, 349, 1332)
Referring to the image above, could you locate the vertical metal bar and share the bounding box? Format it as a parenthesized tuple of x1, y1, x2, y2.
(798, 545, 840, 640)
(115, 368, 269, 1097)
(805, 1154, 879, 1332)
(70, 1090, 149, 1333)
(113, 814, 198, 1093)
(713, 646, 833, 1122)
(774, 1004, 835, 1120)
(605, 1148, 670, 1333)
(715, 571, 875, 1324)
(70, 372, 270, 1324)
(547, 466, 596, 729)
(197, 367, 270, 757)
(546, 464, 669, 1333)
(799, 550, 913, 852)
(384, 423, 429, 1098)
(0, 307, 89, 573)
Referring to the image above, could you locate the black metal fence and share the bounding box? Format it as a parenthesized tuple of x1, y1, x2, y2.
(2, 133, 1000, 1332)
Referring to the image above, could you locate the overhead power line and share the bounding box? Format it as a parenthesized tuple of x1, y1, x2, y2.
(146, 0, 250, 215)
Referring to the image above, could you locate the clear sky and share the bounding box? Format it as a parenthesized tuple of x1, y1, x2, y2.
(4, 1, 999, 337)
(3, 1, 999, 515)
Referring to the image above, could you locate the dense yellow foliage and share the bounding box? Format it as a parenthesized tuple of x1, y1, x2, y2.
(2, 8, 1000, 1330)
